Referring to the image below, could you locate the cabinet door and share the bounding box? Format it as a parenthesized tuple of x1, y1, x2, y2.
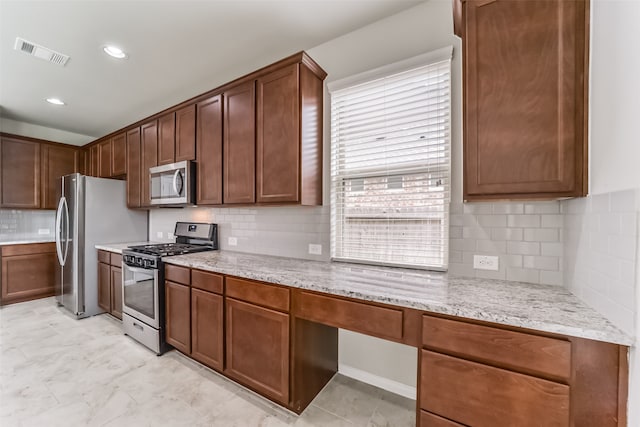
(97, 261, 111, 312)
(90, 145, 99, 177)
(191, 288, 224, 371)
(256, 63, 300, 203)
(41, 144, 77, 209)
(223, 81, 256, 204)
(226, 298, 289, 404)
(165, 281, 191, 354)
(141, 120, 159, 207)
(126, 128, 142, 208)
(110, 266, 123, 320)
(1, 250, 55, 305)
(196, 95, 223, 205)
(98, 140, 112, 178)
(158, 112, 176, 166)
(462, 0, 587, 199)
(111, 133, 127, 176)
(176, 104, 196, 162)
(0, 137, 40, 208)
(82, 148, 90, 176)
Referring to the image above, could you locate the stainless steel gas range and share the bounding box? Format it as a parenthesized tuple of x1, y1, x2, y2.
(121, 222, 218, 354)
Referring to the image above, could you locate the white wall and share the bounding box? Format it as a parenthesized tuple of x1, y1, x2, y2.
(585, 1, 640, 424)
(306, 0, 460, 395)
(0, 117, 94, 145)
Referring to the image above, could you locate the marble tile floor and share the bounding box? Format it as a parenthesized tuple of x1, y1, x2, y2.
(0, 297, 416, 427)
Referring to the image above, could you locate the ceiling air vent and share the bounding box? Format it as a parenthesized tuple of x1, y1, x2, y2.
(13, 37, 70, 66)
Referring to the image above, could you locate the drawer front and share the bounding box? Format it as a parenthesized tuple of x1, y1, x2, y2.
(420, 411, 464, 427)
(191, 269, 223, 294)
(165, 264, 191, 285)
(97, 250, 111, 264)
(294, 291, 403, 341)
(110, 253, 122, 266)
(2, 242, 56, 257)
(420, 350, 570, 427)
(422, 315, 570, 380)
(226, 277, 289, 312)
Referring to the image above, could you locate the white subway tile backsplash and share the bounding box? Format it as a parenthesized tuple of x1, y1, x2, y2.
(507, 241, 541, 255)
(0, 209, 56, 241)
(448, 201, 562, 285)
(523, 228, 560, 242)
(562, 188, 638, 338)
(524, 202, 560, 214)
(523, 255, 559, 271)
(539, 270, 562, 286)
(507, 214, 541, 228)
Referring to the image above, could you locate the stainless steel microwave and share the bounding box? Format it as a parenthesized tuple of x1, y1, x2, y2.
(149, 161, 195, 206)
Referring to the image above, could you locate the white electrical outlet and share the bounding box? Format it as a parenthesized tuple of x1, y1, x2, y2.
(308, 244, 322, 255)
(228, 237, 238, 246)
(156, 231, 163, 238)
(473, 255, 499, 271)
(38, 228, 50, 235)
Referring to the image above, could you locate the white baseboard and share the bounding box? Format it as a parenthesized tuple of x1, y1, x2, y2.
(338, 363, 417, 400)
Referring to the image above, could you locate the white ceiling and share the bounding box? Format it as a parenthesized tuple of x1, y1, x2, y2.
(0, 0, 423, 142)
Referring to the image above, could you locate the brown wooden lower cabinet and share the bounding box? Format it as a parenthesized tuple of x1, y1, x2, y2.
(96, 250, 122, 319)
(420, 411, 464, 427)
(191, 288, 223, 371)
(161, 264, 629, 424)
(420, 350, 570, 427)
(165, 280, 191, 354)
(225, 297, 290, 405)
(0, 242, 56, 305)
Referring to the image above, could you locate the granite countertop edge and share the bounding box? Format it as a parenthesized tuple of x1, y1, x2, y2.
(0, 238, 56, 246)
(162, 251, 634, 347)
(94, 242, 159, 254)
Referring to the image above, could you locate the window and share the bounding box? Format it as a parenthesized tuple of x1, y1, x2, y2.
(329, 47, 452, 270)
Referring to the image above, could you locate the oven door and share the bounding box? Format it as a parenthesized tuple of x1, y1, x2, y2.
(122, 264, 159, 329)
(150, 161, 190, 205)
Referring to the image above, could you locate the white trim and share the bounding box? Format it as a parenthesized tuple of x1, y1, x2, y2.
(327, 45, 453, 93)
(338, 363, 417, 400)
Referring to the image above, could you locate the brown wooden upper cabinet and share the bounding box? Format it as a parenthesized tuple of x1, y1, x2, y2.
(455, 0, 589, 200)
(256, 56, 325, 205)
(90, 144, 99, 177)
(196, 95, 223, 205)
(224, 81, 256, 204)
(158, 105, 196, 167)
(111, 132, 127, 176)
(141, 120, 159, 207)
(0, 136, 41, 208)
(126, 127, 142, 208)
(98, 139, 112, 178)
(41, 143, 77, 209)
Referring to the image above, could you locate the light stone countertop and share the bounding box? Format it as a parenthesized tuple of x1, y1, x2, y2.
(163, 250, 633, 346)
(0, 238, 56, 246)
(95, 242, 159, 254)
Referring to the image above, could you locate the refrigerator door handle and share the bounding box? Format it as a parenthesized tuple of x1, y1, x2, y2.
(62, 197, 70, 265)
(55, 197, 65, 266)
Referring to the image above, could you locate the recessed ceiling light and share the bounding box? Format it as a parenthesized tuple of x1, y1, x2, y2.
(46, 98, 65, 106)
(103, 45, 127, 59)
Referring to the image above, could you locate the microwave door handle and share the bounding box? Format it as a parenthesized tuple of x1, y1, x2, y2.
(172, 169, 183, 196)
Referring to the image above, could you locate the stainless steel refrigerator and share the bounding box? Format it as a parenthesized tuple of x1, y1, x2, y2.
(55, 173, 148, 318)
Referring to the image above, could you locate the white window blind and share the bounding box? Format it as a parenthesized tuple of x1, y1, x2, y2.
(330, 48, 452, 270)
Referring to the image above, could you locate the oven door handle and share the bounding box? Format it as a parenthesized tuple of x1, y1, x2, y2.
(124, 265, 156, 274)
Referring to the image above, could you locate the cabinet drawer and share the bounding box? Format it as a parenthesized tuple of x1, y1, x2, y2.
(97, 250, 110, 263)
(110, 253, 122, 266)
(225, 277, 289, 312)
(422, 315, 570, 380)
(192, 269, 223, 294)
(294, 291, 403, 341)
(165, 264, 190, 285)
(420, 350, 570, 427)
(420, 411, 464, 427)
(2, 242, 56, 257)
